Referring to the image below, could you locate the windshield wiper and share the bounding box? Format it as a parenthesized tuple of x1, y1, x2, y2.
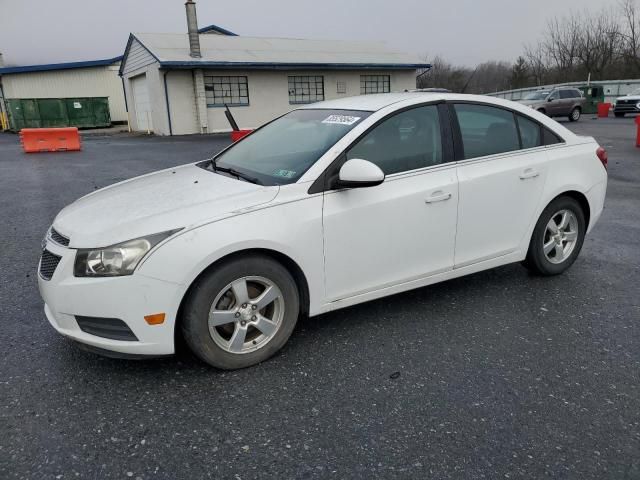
(208, 160, 261, 185)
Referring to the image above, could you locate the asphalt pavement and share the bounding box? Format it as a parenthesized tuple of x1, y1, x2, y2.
(1, 117, 639, 479)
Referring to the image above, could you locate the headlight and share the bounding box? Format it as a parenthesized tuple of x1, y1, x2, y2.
(74, 230, 181, 277)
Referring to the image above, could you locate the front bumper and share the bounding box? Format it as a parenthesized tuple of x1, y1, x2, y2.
(38, 240, 183, 356)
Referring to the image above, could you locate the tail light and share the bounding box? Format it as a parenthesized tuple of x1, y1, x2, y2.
(596, 147, 608, 169)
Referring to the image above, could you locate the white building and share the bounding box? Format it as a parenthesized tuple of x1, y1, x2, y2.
(0, 57, 127, 126)
(119, 2, 428, 135)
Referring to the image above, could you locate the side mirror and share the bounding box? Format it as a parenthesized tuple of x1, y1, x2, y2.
(336, 159, 385, 189)
(548, 97, 555, 102)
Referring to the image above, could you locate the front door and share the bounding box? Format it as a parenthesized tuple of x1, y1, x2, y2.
(451, 103, 548, 267)
(322, 104, 458, 302)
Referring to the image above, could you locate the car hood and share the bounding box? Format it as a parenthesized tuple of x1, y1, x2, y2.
(518, 99, 542, 107)
(53, 163, 279, 248)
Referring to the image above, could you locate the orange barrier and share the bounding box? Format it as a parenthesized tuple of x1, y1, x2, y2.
(230, 129, 253, 142)
(19, 128, 82, 153)
(596, 102, 611, 118)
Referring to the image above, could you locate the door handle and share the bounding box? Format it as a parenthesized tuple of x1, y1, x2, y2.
(425, 191, 452, 203)
(519, 168, 540, 180)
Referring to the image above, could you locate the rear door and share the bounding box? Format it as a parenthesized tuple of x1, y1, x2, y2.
(451, 103, 549, 267)
(559, 90, 575, 115)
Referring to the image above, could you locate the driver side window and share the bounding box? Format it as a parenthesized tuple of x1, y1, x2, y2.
(346, 105, 443, 175)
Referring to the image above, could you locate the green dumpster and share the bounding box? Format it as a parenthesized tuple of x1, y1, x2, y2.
(4, 97, 111, 131)
(579, 86, 605, 114)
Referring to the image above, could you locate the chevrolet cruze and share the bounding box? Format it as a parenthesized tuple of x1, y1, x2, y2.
(38, 93, 608, 369)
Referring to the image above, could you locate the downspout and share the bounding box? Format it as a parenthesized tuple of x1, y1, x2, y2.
(163, 70, 173, 136)
(120, 75, 131, 132)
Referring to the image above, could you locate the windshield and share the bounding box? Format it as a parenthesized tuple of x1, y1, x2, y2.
(524, 91, 550, 101)
(211, 109, 371, 185)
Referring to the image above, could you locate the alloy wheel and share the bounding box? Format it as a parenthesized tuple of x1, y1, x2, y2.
(543, 209, 579, 264)
(208, 276, 284, 354)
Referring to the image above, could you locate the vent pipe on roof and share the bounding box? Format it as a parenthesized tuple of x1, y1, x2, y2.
(185, 0, 201, 58)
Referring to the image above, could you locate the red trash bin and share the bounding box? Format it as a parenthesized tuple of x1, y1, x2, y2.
(597, 102, 611, 118)
(230, 129, 252, 142)
(635, 115, 640, 148)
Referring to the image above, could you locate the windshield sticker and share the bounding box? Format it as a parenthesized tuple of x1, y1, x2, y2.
(322, 115, 361, 126)
(274, 169, 297, 179)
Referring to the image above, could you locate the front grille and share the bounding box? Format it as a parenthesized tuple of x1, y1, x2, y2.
(39, 250, 62, 280)
(50, 228, 70, 247)
(75, 316, 139, 341)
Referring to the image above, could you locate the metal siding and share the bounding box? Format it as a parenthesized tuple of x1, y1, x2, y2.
(1, 66, 127, 121)
(122, 39, 157, 76)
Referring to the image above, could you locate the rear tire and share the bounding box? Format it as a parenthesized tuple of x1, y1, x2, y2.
(569, 107, 581, 122)
(614, 112, 625, 118)
(523, 196, 586, 276)
(181, 255, 300, 370)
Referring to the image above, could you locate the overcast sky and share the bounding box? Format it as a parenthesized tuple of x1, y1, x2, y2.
(0, 0, 614, 67)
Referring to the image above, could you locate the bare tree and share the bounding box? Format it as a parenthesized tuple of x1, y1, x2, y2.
(619, 0, 640, 75)
(524, 42, 549, 86)
(575, 9, 621, 79)
(544, 15, 582, 80)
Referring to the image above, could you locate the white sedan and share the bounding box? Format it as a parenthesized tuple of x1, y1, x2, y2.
(38, 93, 608, 369)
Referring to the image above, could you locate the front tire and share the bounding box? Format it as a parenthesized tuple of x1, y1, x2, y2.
(523, 196, 586, 276)
(181, 255, 300, 370)
(569, 107, 581, 122)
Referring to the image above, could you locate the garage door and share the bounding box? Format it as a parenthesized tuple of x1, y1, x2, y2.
(131, 74, 153, 132)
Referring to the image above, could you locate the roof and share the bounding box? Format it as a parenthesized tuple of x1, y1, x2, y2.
(122, 33, 430, 72)
(197, 24, 238, 36)
(298, 92, 546, 112)
(300, 92, 442, 111)
(0, 56, 122, 75)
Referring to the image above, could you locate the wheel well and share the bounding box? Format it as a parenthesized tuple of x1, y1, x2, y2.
(554, 191, 590, 227)
(174, 248, 311, 343)
(537, 108, 546, 114)
(573, 105, 582, 112)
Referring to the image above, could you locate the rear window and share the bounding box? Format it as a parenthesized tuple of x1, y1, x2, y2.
(454, 104, 520, 159)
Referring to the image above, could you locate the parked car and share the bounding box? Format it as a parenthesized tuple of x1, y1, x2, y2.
(519, 87, 587, 121)
(613, 88, 640, 117)
(38, 93, 608, 370)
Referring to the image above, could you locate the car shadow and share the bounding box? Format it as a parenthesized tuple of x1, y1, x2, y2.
(54, 261, 565, 382)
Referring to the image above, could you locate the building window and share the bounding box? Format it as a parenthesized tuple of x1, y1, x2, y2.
(288, 76, 324, 104)
(204, 76, 249, 107)
(360, 75, 390, 94)
(337, 81, 347, 94)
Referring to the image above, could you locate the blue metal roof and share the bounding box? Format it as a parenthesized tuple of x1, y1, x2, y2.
(197, 24, 238, 36)
(0, 56, 123, 75)
(159, 61, 431, 70)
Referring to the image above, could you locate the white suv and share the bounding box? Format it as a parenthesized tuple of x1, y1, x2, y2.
(613, 88, 640, 117)
(39, 93, 608, 370)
